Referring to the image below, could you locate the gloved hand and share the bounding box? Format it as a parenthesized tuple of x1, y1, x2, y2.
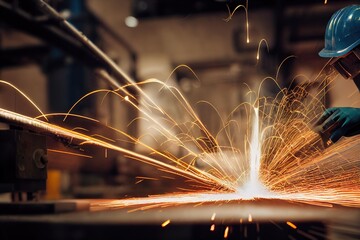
(314, 107, 360, 143)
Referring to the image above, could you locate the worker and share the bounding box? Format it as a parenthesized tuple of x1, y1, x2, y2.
(314, 5, 360, 143)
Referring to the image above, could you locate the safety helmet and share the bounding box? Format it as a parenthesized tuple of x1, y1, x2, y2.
(319, 5, 360, 58)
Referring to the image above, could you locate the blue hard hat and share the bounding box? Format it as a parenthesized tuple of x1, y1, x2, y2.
(319, 5, 360, 58)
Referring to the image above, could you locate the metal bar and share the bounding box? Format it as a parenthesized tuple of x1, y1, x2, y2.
(90, 13, 138, 81)
(0, 1, 103, 69)
(35, 0, 137, 91)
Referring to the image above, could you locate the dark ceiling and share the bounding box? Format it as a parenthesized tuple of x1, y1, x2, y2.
(131, 0, 359, 19)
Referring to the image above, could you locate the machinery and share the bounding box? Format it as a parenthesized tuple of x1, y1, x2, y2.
(0, 129, 47, 200)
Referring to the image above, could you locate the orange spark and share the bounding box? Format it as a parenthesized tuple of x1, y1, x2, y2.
(286, 221, 297, 229)
(224, 2, 249, 43)
(224, 226, 229, 238)
(47, 149, 93, 159)
(0, 80, 48, 121)
(135, 176, 159, 181)
(135, 180, 143, 184)
(161, 220, 171, 227)
(256, 39, 269, 61)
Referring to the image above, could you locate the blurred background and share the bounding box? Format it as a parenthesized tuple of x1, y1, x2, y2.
(0, 0, 359, 200)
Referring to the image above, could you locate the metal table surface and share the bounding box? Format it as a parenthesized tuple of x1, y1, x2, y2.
(0, 199, 359, 240)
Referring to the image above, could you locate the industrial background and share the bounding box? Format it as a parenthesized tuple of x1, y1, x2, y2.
(0, 0, 359, 239)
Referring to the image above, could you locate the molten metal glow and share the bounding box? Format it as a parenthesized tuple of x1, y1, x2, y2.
(224, 226, 229, 238)
(248, 214, 252, 222)
(249, 107, 261, 188)
(161, 219, 171, 227)
(286, 221, 297, 229)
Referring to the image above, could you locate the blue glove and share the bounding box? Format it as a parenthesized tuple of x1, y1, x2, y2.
(314, 107, 360, 143)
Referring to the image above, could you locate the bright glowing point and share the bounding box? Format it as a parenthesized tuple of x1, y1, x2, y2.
(211, 213, 216, 221)
(248, 214, 252, 222)
(238, 179, 274, 200)
(224, 226, 229, 238)
(125, 16, 138, 28)
(124, 96, 129, 101)
(161, 219, 170, 227)
(286, 221, 297, 229)
(210, 224, 215, 231)
(256, 39, 269, 62)
(249, 107, 261, 187)
(246, 17, 249, 43)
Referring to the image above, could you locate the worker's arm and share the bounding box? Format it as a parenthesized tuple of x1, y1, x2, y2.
(314, 107, 360, 143)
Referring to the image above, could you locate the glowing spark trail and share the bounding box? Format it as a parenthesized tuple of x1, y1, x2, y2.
(47, 149, 93, 159)
(225, 1, 249, 43)
(161, 220, 171, 227)
(249, 107, 261, 187)
(256, 39, 269, 61)
(224, 226, 229, 238)
(287, 221, 297, 229)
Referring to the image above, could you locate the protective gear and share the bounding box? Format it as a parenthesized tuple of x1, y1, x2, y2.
(330, 46, 360, 90)
(330, 47, 360, 79)
(314, 107, 360, 143)
(319, 5, 360, 58)
(315, 6, 360, 145)
(319, 5, 360, 90)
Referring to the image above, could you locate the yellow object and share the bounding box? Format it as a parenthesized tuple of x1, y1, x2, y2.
(45, 170, 61, 200)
